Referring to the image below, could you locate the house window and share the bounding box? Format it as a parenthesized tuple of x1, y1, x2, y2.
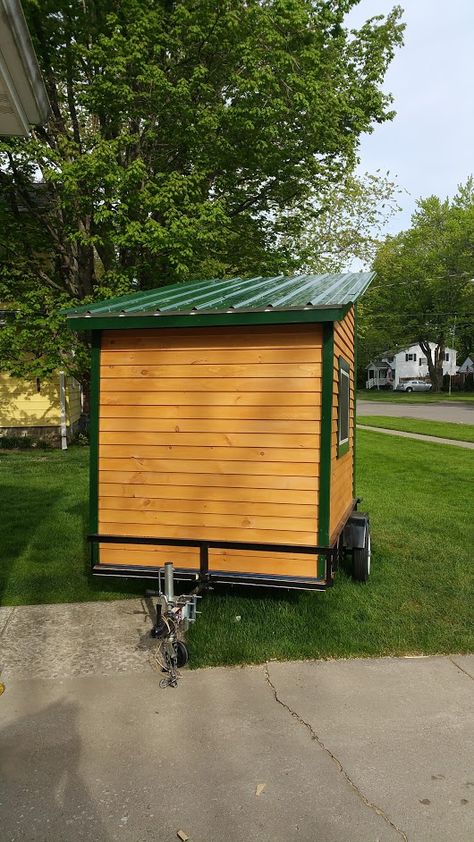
(405, 353, 416, 362)
(445, 352, 449, 361)
(368, 369, 375, 378)
(419, 357, 427, 366)
(338, 357, 350, 457)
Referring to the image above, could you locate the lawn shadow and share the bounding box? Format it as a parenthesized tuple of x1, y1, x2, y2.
(0, 480, 62, 605)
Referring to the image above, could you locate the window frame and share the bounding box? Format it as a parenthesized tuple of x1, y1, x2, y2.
(338, 356, 350, 458)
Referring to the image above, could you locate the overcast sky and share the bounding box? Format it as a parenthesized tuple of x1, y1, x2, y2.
(346, 0, 474, 234)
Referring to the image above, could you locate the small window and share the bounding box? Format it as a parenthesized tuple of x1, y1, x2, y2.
(368, 369, 375, 378)
(419, 357, 427, 366)
(338, 357, 350, 457)
(405, 353, 416, 362)
(445, 352, 449, 361)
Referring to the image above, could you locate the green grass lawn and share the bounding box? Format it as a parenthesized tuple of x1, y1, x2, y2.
(357, 415, 474, 443)
(1, 437, 473, 666)
(357, 389, 474, 403)
(0, 447, 144, 605)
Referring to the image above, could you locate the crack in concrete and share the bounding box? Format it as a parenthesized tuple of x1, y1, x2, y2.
(0, 607, 16, 639)
(449, 657, 474, 681)
(264, 663, 408, 842)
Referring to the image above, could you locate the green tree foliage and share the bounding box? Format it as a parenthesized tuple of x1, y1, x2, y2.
(0, 0, 403, 384)
(359, 178, 474, 390)
(280, 170, 403, 272)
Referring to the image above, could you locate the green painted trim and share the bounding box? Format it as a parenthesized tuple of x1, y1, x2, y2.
(353, 304, 357, 496)
(337, 355, 350, 459)
(66, 307, 348, 333)
(89, 331, 101, 565)
(318, 322, 334, 572)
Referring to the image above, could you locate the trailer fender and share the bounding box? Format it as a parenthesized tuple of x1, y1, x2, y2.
(343, 513, 369, 550)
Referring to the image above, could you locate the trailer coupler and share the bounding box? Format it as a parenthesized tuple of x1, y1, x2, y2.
(145, 562, 205, 688)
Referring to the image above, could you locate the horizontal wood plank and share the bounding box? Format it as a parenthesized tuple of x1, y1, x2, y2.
(98, 546, 318, 577)
(99, 495, 315, 519)
(99, 470, 317, 491)
(99, 456, 319, 477)
(101, 348, 322, 366)
(99, 431, 319, 449)
(101, 363, 321, 379)
(98, 482, 317, 505)
(97, 520, 316, 545)
(100, 377, 321, 393)
(99, 403, 320, 420)
(99, 507, 316, 533)
(99, 443, 319, 463)
(100, 417, 319, 434)
(102, 325, 323, 351)
(100, 391, 320, 407)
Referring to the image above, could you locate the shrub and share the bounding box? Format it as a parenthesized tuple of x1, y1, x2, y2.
(0, 435, 34, 449)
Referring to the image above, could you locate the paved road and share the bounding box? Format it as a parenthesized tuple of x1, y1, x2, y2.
(1, 600, 473, 842)
(358, 400, 474, 424)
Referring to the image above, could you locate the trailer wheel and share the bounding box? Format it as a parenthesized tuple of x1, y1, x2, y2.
(176, 641, 189, 668)
(352, 525, 371, 582)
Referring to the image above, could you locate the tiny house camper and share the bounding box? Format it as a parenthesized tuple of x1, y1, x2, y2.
(66, 273, 374, 590)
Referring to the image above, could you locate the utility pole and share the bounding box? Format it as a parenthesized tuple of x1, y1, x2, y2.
(449, 316, 456, 396)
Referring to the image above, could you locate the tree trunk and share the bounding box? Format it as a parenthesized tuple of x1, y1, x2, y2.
(419, 339, 445, 392)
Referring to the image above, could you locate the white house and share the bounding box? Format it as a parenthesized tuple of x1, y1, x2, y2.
(366, 343, 457, 389)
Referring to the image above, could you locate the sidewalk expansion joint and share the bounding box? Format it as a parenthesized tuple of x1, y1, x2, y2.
(0, 607, 16, 639)
(449, 657, 474, 681)
(264, 663, 408, 842)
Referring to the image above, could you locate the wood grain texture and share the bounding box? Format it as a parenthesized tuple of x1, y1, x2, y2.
(99, 470, 317, 490)
(100, 418, 319, 435)
(99, 545, 317, 577)
(100, 391, 320, 407)
(99, 482, 317, 504)
(100, 403, 320, 420)
(98, 324, 322, 573)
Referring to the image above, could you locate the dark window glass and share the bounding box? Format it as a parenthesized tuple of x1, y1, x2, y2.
(338, 359, 350, 448)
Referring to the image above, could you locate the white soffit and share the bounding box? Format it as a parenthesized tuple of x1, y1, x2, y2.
(0, 0, 50, 135)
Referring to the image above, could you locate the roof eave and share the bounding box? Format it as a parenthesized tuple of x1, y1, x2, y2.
(66, 305, 352, 332)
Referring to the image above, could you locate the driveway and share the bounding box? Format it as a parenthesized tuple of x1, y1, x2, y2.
(358, 400, 474, 424)
(1, 600, 473, 842)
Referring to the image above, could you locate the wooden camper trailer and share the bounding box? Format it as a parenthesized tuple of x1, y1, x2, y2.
(66, 273, 374, 590)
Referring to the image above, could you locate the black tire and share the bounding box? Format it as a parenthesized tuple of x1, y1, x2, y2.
(352, 523, 371, 582)
(176, 640, 189, 668)
(405, 387, 413, 392)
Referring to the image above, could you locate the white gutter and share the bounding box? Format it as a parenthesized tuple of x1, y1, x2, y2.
(0, 0, 50, 135)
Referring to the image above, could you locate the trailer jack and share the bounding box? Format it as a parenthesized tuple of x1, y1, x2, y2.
(146, 562, 204, 688)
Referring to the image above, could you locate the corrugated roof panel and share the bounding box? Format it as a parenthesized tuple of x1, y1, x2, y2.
(64, 272, 375, 319)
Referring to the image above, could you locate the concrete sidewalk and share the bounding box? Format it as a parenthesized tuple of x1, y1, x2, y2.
(357, 423, 474, 449)
(1, 600, 473, 842)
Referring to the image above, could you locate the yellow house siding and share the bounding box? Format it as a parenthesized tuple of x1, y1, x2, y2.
(0, 373, 81, 428)
(66, 377, 82, 424)
(97, 324, 323, 578)
(330, 307, 355, 540)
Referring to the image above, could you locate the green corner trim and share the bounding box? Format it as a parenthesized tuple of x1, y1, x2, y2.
(318, 322, 334, 573)
(353, 304, 357, 496)
(66, 306, 349, 333)
(89, 331, 101, 565)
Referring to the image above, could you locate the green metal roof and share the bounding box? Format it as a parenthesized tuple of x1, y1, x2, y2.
(65, 272, 374, 330)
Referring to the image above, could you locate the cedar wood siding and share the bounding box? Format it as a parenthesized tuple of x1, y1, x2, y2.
(330, 306, 355, 540)
(97, 324, 323, 578)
